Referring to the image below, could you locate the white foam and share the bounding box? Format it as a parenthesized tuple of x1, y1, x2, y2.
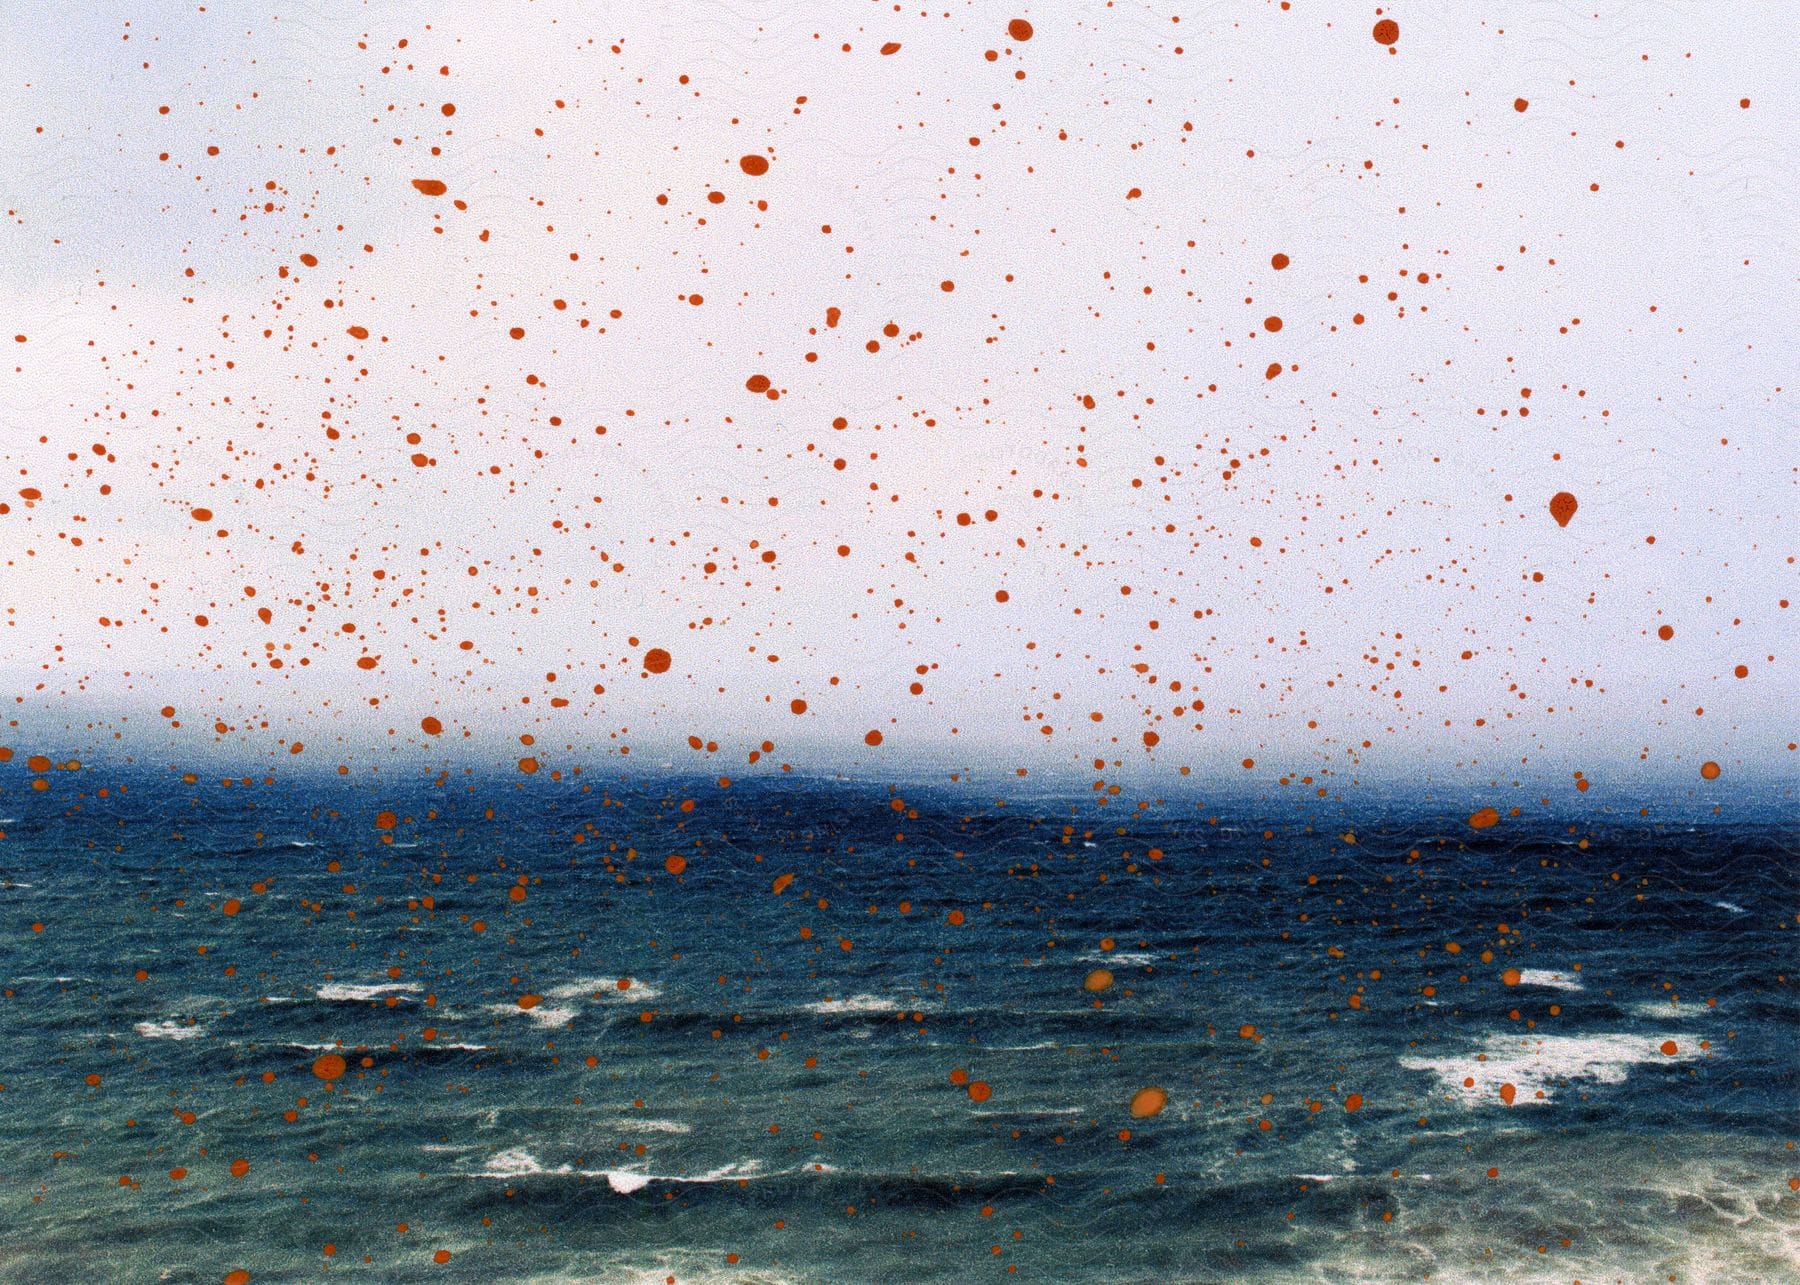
(1512, 968, 1583, 991)
(475, 1148, 572, 1179)
(547, 977, 662, 1002)
(600, 1159, 765, 1194)
(801, 993, 915, 1015)
(135, 1019, 204, 1040)
(487, 1002, 576, 1028)
(1401, 1031, 1701, 1105)
(1078, 950, 1156, 965)
(613, 1118, 691, 1134)
(316, 982, 421, 1002)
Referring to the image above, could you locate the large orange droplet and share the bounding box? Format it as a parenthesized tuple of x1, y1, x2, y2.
(1084, 969, 1114, 992)
(1372, 18, 1399, 45)
(643, 648, 672, 674)
(1129, 1086, 1169, 1118)
(410, 179, 448, 196)
(1498, 1082, 1517, 1106)
(312, 1053, 347, 1081)
(1468, 807, 1500, 830)
(1549, 491, 1578, 528)
(1008, 18, 1033, 41)
(1700, 761, 1721, 780)
(967, 1080, 992, 1102)
(739, 154, 769, 176)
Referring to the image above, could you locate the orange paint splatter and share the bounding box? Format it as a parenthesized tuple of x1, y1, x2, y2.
(1128, 1086, 1168, 1118)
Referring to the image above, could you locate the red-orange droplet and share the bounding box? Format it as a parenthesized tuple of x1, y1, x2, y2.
(772, 872, 795, 895)
(1502, 967, 1521, 986)
(864, 729, 883, 747)
(1700, 761, 1721, 780)
(1129, 1086, 1168, 1118)
(410, 179, 448, 196)
(1372, 18, 1399, 45)
(312, 1053, 347, 1081)
(665, 855, 687, 875)
(1514, 97, 1529, 112)
(1469, 807, 1500, 830)
(375, 810, 398, 830)
(420, 716, 443, 736)
(879, 41, 901, 55)
(1659, 1040, 1679, 1056)
(191, 507, 213, 523)
(1548, 491, 1577, 527)
(643, 648, 672, 674)
(1008, 18, 1033, 40)
(1498, 1082, 1517, 1105)
(1344, 1093, 1363, 1112)
(967, 1080, 993, 1102)
(518, 994, 543, 1010)
(739, 154, 769, 176)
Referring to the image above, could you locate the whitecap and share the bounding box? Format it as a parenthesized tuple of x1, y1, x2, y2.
(1077, 950, 1156, 966)
(135, 1019, 204, 1041)
(486, 1002, 575, 1028)
(316, 982, 421, 1002)
(1512, 968, 1583, 992)
(600, 1159, 765, 1194)
(1400, 1031, 1701, 1105)
(547, 977, 662, 1003)
(802, 993, 916, 1015)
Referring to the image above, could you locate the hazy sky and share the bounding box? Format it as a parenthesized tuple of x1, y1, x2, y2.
(2, 1, 1794, 784)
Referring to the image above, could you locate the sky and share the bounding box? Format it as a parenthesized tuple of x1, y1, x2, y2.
(1, 0, 1794, 787)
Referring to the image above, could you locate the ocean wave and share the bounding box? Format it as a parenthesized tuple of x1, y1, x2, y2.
(1077, 950, 1157, 965)
(1400, 1031, 1703, 1105)
(487, 1002, 576, 1028)
(316, 982, 421, 1002)
(547, 977, 662, 1002)
(800, 993, 922, 1015)
(1512, 968, 1584, 991)
(135, 1019, 205, 1041)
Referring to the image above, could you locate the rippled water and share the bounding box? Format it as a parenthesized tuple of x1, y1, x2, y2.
(1, 769, 1795, 1282)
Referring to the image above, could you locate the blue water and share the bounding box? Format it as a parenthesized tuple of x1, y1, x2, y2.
(1, 767, 1795, 1282)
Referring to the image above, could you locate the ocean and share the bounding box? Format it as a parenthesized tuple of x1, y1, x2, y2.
(1, 766, 1794, 1283)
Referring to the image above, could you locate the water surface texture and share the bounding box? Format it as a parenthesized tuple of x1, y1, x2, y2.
(3, 770, 1795, 1282)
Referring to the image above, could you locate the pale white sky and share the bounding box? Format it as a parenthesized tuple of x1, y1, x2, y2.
(1, 1, 1794, 785)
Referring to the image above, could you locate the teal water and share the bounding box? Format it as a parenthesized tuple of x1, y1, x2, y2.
(0, 768, 1795, 1282)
